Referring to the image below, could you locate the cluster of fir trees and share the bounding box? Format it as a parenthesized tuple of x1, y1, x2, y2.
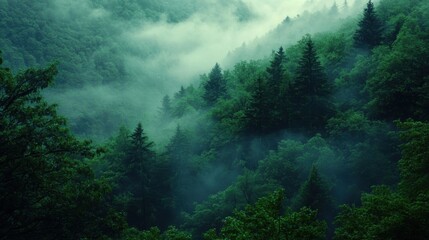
(2, 0, 429, 239)
(0, 53, 127, 239)
(155, 0, 429, 238)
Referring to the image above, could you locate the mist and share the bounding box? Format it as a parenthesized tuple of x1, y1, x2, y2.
(37, 0, 363, 142)
(4, 0, 424, 238)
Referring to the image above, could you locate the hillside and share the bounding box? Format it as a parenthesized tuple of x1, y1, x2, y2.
(1, 0, 429, 239)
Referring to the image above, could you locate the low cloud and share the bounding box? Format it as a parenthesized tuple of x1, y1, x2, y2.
(44, 0, 361, 140)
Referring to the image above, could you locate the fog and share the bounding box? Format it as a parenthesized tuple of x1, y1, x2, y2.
(41, 0, 363, 141)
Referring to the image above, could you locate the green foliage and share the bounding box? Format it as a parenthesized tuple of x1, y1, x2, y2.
(102, 123, 175, 230)
(208, 190, 327, 240)
(122, 226, 192, 240)
(0, 60, 125, 239)
(266, 47, 287, 94)
(292, 36, 334, 134)
(159, 95, 172, 122)
(316, 32, 352, 78)
(204, 63, 227, 106)
(335, 120, 429, 240)
(258, 135, 340, 200)
(366, 17, 429, 120)
(258, 140, 303, 196)
(172, 85, 203, 118)
(3, 0, 429, 238)
(335, 186, 429, 240)
(397, 121, 429, 199)
(243, 77, 271, 135)
(295, 166, 333, 219)
(354, 0, 383, 48)
(183, 171, 280, 238)
(163, 226, 192, 240)
(265, 47, 292, 131)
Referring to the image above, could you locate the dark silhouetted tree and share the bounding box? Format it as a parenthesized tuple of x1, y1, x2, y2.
(165, 126, 193, 213)
(292, 36, 333, 133)
(267, 47, 286, 94)
(266, 47, 292, 130)
(354, 0, 382, 48)
(159, 94, 172, 121)
(0, 58, 126, 239)
(296, 166, 332, 219)
(174, 86, 186, 99)
(203, 63, 226, 106)
(244, 77, 270, 135)
(166, 125, 190, 169)
(119, 123, 156, 229)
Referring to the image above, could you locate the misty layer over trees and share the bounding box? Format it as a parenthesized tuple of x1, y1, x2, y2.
(1, 0, 429, 239)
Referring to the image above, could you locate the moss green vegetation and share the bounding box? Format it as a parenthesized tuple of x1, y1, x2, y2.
(1, 0, 429, 239)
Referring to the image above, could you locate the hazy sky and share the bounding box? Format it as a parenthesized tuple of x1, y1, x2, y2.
(125, 0, 328, 86)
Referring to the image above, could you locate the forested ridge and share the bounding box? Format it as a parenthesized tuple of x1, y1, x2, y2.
(1, 0, 429, 239)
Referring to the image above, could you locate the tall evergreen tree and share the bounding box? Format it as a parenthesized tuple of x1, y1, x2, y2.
(267, 47, 286, 94)
(166, 125, 190, 168)
(174, 86, 186, 99)
(292, 36, 333, 133)
(203, 63, 226, 106)
(165, 126, 193, 212)
(330, 1, 339, 15)
(244, 77, 270, 135)
(266, 47, 292, 130)
(354, 0, 382, 48)
(159, 94, 172, 121)
(121, 123, 155, 229)
(296, 166, 332, 219)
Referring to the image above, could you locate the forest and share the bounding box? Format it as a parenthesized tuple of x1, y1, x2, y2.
(1, 0, 429, 239)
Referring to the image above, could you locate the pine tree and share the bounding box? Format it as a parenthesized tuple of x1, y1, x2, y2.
(296, 166, 332, 219)
(267, 47, 286, 93)
(203, 63, 226, 106)
(165, 126, 193, 212)
(166, 125, 190, 167)
(292, 36, 333, 133)
(127, 123, 154, 169)
(329, 1, 339, 15)
(354, 0, 382, 48)
(266, 47, 292, 130)
(159, 95, 172, 121)
(244, 77, 270, 135)
(174, 86, 186, 99)
(123, 123, 155, 229)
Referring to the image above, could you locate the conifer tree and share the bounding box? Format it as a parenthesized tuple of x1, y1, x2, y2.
(354, 0, 382, 48)
(166, 125, 190, 167)
(266, 47, 292, 130)
(244, 77, 270, 135)
(296, 166, 332, 219)
(122, 123, 155, 229)
(330, 1, 339, 15)
(267, 47, 286, 94)
(292, 36, 333, 133)
(175, 86, 186, 99)
(159, 95, 172, 121)
(0, 58, 125, 239)
(203, 63, 226, 106)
